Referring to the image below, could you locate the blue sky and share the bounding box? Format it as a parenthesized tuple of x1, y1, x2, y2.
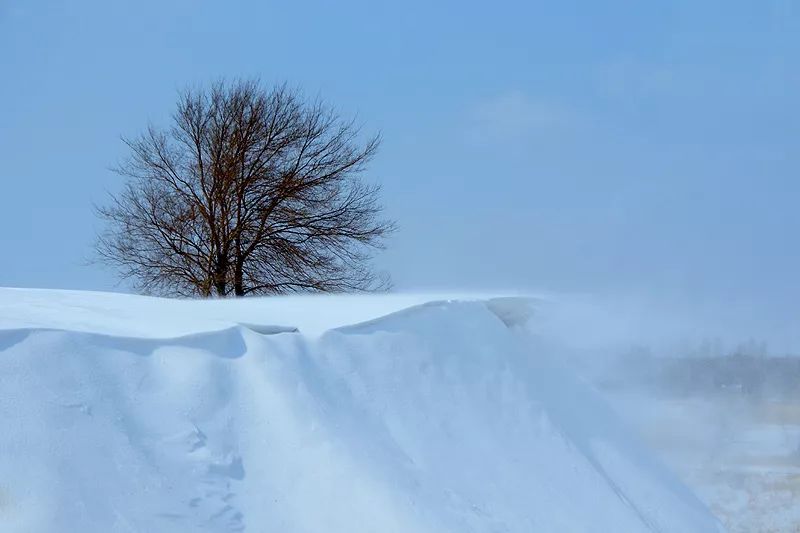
(1, 1, 798, 322)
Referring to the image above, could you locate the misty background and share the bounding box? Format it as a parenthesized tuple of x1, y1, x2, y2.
(1, 0, 798, 350)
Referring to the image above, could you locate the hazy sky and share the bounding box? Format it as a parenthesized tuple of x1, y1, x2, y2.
(1, 1, 798, 324)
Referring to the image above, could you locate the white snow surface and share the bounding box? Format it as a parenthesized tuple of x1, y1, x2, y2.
(0, 288, 724, 532)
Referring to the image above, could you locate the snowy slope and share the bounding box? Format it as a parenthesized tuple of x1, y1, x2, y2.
(0, 289, 724, 532)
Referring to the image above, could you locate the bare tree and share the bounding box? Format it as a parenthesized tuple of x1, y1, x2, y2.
(96, 80, 394, 297)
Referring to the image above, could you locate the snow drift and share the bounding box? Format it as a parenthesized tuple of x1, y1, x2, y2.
(0, 288, 724, 532)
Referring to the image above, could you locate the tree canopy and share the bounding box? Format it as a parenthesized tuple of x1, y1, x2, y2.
(97, 80, 394, 297)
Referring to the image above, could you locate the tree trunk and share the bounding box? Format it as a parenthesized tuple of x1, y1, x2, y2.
(233, 261, 244, 297)
(233, 232, 245, 297)
(213, 254, 228, 296)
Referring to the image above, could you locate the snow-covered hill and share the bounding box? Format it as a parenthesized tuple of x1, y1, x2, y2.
(0, 288, 724, 532)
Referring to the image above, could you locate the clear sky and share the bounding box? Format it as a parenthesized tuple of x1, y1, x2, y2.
(1, 1, 798, 341)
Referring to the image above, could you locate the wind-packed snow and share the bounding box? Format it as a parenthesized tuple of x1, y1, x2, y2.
(0, 287, 512, 338)
(0, 288, 724, 532)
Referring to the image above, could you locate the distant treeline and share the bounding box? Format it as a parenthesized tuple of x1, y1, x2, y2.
(602, 351, 800, 399)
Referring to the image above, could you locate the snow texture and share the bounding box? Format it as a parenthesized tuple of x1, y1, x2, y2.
(0, 288, 724, 532)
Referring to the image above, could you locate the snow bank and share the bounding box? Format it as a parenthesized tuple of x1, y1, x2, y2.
(0, 289, 724, 532)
